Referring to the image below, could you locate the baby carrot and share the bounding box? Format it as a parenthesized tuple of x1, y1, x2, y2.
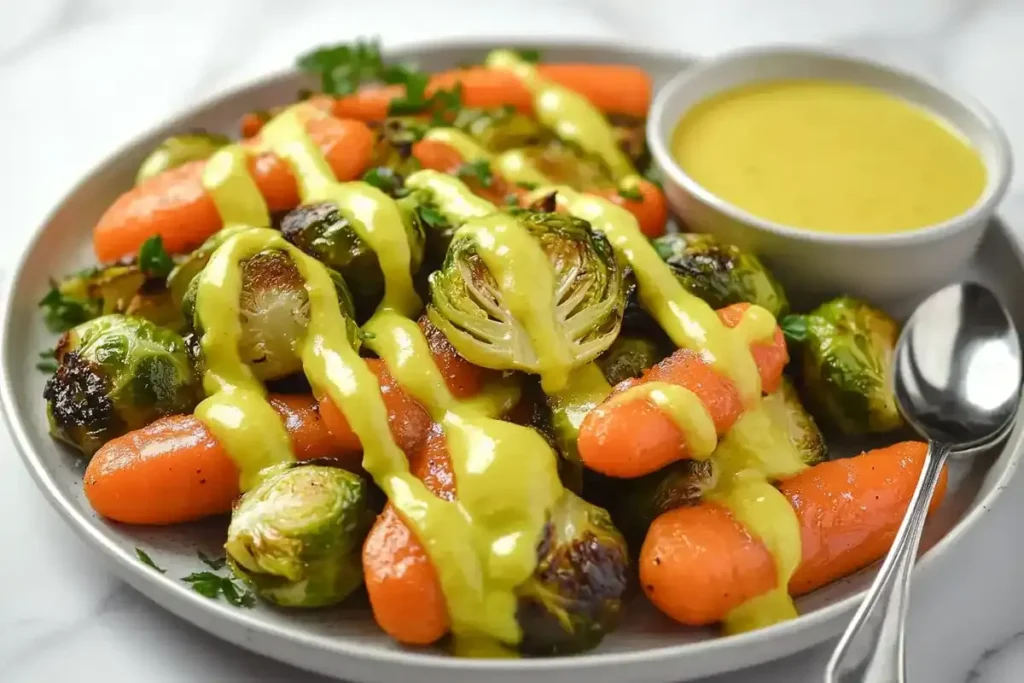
(83, 394, 346, 526)
(639, 441, 947, 626)
(577, 303, 788, 478)
(93, 115, 375, 263)
(594, 178, 669, 239)
(363, 427, 453, 645)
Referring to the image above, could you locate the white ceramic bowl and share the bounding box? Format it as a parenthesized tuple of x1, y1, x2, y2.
(647, 46, 1013, 309)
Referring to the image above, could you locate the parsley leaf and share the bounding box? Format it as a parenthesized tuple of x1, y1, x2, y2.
(38, 284, 97, 333)
(138, 235, 174, 279)
(136, 548, 166, 573)
(296, 38, 385, 96)
(779, 315, 808, 343)
(516, 181, 538, 191)
(456, 159, 494, 188)
(36, 348, 57, 374)
(504, 193, 521, 207)
(361, 167, 405, 197)
(513, 48, 542, 63)
(181, 571, 255, 608)
(387, 71, 431, 115)
(417, 205, 448, 230)
(197, 550, 226, 571)
(617, 186, 643, 202)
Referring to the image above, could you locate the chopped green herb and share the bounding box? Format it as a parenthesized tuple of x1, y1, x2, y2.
(136, 548, 166, 573)
(36, 348, 57, 374)
(516, 181, 538, 191)
(387, 70, 430, 115)
(617, 186, 643, 202)
(181, 571, 255, 608)
(197, 550, 226, 571)
(138, 235, 174, 279)
(296, 38, 385, 96)
(504, 193, 521, 207)
(361, 167, 405, 197)
(417, 204, 447, 230)
(456, 159, 494, 188)
(427, 83, 464, 124)
(38, 284, 98, 333)
(514, 48, 542, 63)
(779, 315, 808, 343)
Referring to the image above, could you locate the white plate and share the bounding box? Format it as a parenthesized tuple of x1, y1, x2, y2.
(2, 38, 1023, 683)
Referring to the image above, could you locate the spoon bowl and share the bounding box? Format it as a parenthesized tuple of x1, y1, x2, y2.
(827, 281, 1022, 683)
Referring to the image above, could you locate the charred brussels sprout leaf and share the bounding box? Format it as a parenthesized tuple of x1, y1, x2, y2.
(135, 132, 229, 185)
(515, 491, 630, 655)
(225, 462, 373, 607)
(609, 460, 717, 549)
(183, 249, 359, 382)
(43, 314, 199, 456)
(652, 233, 789, 317)
(280, 201, 424, 320)
(428, 212, 625, 378)
(761, 377, 827, 465)
(595, 335, 666, 386)
(791, 296, 902, 435)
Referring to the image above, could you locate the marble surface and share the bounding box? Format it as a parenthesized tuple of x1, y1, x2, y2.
(3, 1, 1024, 681)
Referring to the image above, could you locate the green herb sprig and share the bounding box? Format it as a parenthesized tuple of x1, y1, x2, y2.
(138, 235, 174, 279)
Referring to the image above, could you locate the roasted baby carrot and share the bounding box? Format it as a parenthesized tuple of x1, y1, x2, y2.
(595, 179, 669, 239)
(92, 114, 375, 263)
(577, 303, 788, 478)
(639, 441, 947, 626)
(419, 315, 492, 399)
(83, 394, 345, 525)
(363, 426, 453, 645)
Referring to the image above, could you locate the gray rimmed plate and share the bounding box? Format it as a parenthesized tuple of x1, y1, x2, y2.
(2, 38, 1023, 683)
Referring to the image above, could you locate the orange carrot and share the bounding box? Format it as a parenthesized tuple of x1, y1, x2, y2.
(639, 441, 947, 626)
(577, 303, 788, 478)
(363, 427, 453, 645)
(83, 394, 346, 525)
(241, 65, 652, 134)
(595, 179, 668, 239)
(411, 139, 525, 206)
(418, 315, 492, 399)
(93, 115, 375, 263)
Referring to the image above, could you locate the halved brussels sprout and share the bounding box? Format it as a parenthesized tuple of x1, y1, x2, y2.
(515, 490, 630, 655)
(595, 334, 667, 386)
(516, 142, 616, 190)
(652, 233, 789, 317)
(183, 248, 359, 382)
(135, 132, 230, 185)
(226, 462, 373, 607)
(762, 377, 827, 466)
(43, 314, 199, 456)
(783, 296, 902, 435)
(428, 212, 626, 382)
(167, 225, 251, 307)
(279, 201, 425, 320)
(608, 460, 717, 550)
(452, 106, 553, 152)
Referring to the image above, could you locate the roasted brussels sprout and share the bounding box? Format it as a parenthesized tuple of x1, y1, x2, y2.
(652, 233, 789, 317)
(595, 334, 667, 386)
(453, 106, 553, 152)
(762, 377, 827, 466)
(517, 142, 616, 190)
(226, 462, 373, 607)
(369, 117, 429, 178)
(429, 212, 625, 386)
(515, 490, 630, 655)
(784, 296, 902, 435)
(608, 460, 717, 549)
(183, 248, 359, 381)
(167, 225, 250, 306)
(279, 200, 425, 319)
(135, 132, 230, 185)
(43, 314, 199, 456)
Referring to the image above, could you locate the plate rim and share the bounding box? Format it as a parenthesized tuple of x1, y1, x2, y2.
(3, 34, 1022, 679)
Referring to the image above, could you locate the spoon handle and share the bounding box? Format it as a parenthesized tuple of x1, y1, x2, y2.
(824, 441, 952, 683)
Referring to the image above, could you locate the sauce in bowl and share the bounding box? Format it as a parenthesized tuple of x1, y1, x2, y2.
(672, 79, 987, 235)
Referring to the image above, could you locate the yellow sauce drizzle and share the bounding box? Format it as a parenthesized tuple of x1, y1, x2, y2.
(405, 169, 498, 221)
(201, 146, 271, 229)
(485, 50, 636, 182)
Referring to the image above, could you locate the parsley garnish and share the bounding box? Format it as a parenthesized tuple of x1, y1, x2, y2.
(182, 571, 255, 608)
(779, 315, 808, 343)
(516, 181, 538, 191)
(361, 167, 405, 197)
(504, 194, 521, 207)
(136, 548, 166, 573)
(36, 348, 57, 374)
(38, 284, 97, 333)
(417, 204, 448, 230)
(296, 38, 386, 96)
(617, 186, 643, 202)
(197, 550, 226, 571)
(456, 159, 494, 188)
(513, 48, 542, 63)
(138, 235, 174, 279)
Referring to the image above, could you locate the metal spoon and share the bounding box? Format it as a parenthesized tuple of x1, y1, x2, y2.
(825, 281, 1022, 683)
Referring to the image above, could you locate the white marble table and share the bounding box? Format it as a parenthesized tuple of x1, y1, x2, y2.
(3, 1, 1024, 681)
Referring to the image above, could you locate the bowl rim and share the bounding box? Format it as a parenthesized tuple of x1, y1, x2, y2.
(646, 44, 1014, 247)
(1, 34, 1022, 678)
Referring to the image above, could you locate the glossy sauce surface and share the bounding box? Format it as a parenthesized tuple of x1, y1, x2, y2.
(673, 79, 987, 234)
